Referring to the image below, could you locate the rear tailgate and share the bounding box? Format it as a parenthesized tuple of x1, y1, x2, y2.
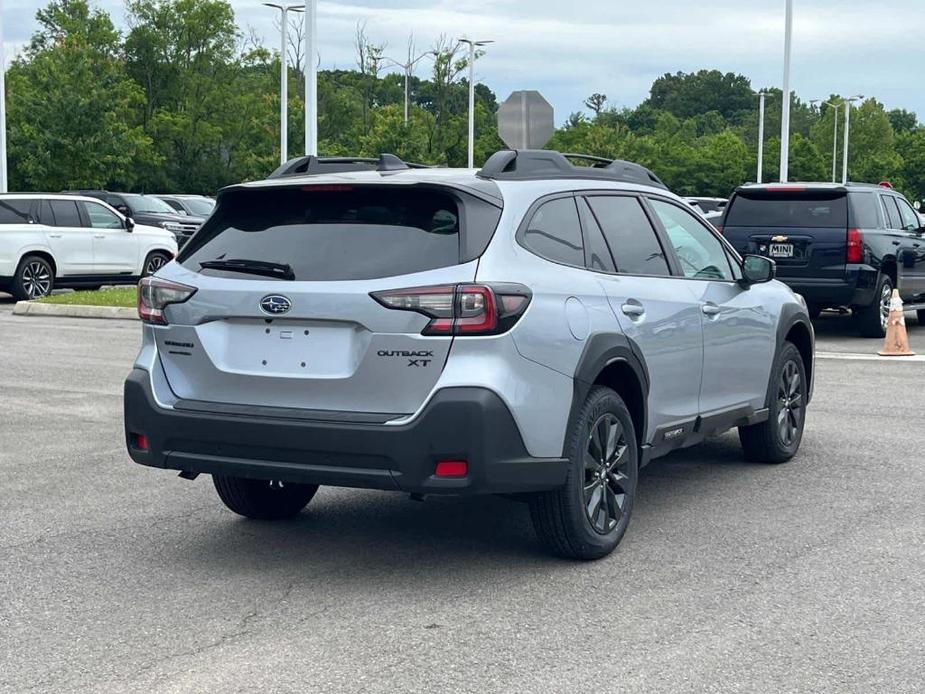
(159, 182, 501, 417)
(722, 188, 849, 281)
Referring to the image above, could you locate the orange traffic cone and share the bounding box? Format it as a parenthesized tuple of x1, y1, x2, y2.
(878, 289, 915, 356)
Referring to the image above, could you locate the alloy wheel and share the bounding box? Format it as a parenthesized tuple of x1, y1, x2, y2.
(145, 254, 168, 276)
(583, 413, 633, 534)
(777, 360, 804, 446)
(879, 281, 892, 331)
(22, 261, 52, 298)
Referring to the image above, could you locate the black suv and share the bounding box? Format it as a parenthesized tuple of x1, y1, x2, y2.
(722, 183, 925, 336)
(66, 191, 204, 248)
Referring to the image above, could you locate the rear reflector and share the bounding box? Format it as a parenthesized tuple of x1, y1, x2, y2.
(847, 228, 864, 263)
(131, 433, 149, 451)
(435, 460, 468, 477)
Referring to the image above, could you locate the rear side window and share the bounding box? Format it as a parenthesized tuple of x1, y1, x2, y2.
(880, 195, 901, 230)
(848, 193, 881, 229)
(522, 197, 584, 267)
(48, 200, 82, 227)
(0, 199, 33, 224)
(181, 186, 468, 281)
(586, 195, 670, 276)
(726, 192, 848, 228)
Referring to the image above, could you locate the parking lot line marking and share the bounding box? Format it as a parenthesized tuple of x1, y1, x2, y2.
(816, 351, 925, 362)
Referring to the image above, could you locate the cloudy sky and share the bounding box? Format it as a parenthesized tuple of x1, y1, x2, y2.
(7, 0, 925, 122)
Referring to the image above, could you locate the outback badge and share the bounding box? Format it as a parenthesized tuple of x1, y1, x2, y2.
(260, 295, 292, 315)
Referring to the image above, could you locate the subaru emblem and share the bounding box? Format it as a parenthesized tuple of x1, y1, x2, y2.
(260, 295, 292, 315)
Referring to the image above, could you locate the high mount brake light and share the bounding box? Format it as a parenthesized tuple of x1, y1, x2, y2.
(371, 283, 531, 336)
(138, 277, 197, 325)
(846, 228, 864, 264)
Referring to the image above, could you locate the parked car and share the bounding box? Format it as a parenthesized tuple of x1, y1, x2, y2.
(124, 151, 813, 560)
(721, 182, 925, 336)
(687, 197, 728, 214)
(66, 191, 204, 248)
(0, 193, 177, 300)
(154, 194, 215, 218)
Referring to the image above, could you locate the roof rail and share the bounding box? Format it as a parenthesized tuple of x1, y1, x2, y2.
(477, 150, 668, 189)
(267, 153, 430, 179)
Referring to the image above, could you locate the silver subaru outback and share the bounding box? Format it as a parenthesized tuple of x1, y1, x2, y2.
(124, 150, 814, 560)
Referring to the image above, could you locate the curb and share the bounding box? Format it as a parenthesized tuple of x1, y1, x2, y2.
(12, 301, 138, 320)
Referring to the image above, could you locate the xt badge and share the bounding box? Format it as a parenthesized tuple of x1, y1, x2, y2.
(377, 349, 435, 367)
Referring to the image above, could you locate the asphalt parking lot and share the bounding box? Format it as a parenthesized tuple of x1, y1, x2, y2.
(1, 296, 924, 694)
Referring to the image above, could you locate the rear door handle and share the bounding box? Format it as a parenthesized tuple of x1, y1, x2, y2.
(702, 303, 721, 316)
(621, 302, 645, 317)
(48, 233, 62, 238)
(93, 234, 105, 239)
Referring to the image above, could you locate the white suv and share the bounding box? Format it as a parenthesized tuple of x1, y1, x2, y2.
(0, 193, 178, 299)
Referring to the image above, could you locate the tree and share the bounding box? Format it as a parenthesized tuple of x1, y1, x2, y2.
(7, 0, 157, 190)
(584, 93, 607, 117)
(889, 108, 918, 134)
(647, 70, 754, 121)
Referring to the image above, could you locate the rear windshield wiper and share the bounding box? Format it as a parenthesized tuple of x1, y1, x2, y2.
(199, 259, 295, 281)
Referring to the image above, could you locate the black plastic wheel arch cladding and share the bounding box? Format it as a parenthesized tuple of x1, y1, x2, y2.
(566, 333, 650, 460)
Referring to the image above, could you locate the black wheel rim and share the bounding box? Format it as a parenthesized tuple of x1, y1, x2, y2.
(22, 261, 51, 298)
(583, 413, 633, 534)
(145, 254, 167, 276)
(777, 360, 804, 446)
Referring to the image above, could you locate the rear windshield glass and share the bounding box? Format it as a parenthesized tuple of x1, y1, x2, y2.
(726, 193, 848, 228)
(180, 186, 462, 281)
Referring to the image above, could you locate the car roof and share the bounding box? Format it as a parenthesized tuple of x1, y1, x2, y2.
(735, 182, 902, 194)
(0, 192, 112, 204)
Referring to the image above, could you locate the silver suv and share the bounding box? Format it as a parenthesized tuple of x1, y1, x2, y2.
(124, 150, 814, 560)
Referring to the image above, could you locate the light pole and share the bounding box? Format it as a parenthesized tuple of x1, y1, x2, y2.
(304, 0, 317, 156)
(841, 95, 863, 184)
(383, 40, 432, 126)
(458, 38, 492, 169)
(811, 99, 841, 183)
(779, 0, 793, 182)
(264, 3, 304, 165)
(756, 91, 774, 183)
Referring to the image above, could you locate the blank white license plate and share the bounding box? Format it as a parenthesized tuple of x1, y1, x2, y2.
(769, 243, 794, 258)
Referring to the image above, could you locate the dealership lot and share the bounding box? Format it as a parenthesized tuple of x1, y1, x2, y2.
(1, 297, 924, 693)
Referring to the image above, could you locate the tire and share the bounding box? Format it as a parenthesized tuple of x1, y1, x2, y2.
(10, 254, 54, 300)
(142, 250, 172, 277)
(739, 341, 807, 464)
(212, 475, 318, 520)
(853, 274, 892, 338)
(529, 386, 638, 560)
(807, 304, 822, 320)
(917, 309, 925, 326)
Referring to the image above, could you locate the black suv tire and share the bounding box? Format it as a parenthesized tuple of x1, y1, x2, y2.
(739, 341, 807, 463)
(854, 273, 892, 338)
(213, 475, 318, 520)
(529, 386, 638, 560)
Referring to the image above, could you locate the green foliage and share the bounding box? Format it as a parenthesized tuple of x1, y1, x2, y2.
(5, 2, 924, 205)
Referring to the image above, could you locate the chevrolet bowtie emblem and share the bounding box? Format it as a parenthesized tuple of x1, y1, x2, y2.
(771, 235, 788, 242)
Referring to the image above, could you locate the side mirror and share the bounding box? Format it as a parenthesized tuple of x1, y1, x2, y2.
(914, 200, 921, 211)
(740, 254, 775, 286)
(124, 217, 135, 232)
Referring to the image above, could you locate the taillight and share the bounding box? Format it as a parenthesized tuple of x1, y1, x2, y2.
(846, 228, 864, 264)
(138, 276, 197, 325)
(371, 283, 531, 336)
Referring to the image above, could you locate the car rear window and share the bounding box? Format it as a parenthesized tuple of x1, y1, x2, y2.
(180, 185, 480, 281)
(725, 192, 848, 228)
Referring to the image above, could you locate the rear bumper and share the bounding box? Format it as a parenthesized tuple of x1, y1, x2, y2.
(777, 264, 878, 307)
(123, 369, 568, 495)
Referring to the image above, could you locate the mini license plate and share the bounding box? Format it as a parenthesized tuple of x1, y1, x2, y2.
(769, 243, 794, 258)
